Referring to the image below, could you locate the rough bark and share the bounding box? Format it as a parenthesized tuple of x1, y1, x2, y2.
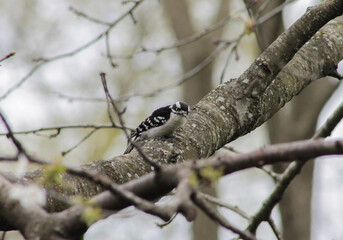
(17, 3, 343, 213)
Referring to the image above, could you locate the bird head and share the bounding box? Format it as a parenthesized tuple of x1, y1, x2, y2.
(170, 101, 190, 117)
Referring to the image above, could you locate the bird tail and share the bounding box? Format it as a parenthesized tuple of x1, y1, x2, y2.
(124, 143, 134, 154)
(124, 131, 138, 154)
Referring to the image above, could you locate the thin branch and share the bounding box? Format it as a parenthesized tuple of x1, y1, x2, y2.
(246, 101, 343, 233)
(51, 90, 107, 103)
(255, 0, 295, 26)
(156, 214, 177, 228)
(35, 1, 142, 63)
(198, 192, 249, 219)
(221, 145, 241, 154)
(0, 156, 18, 162)
(218, 33, 245, 84)
(256, 0, 273, 16)
(105, 32, 117, 68)
(192, 192, 256, 240)
(61, 128, 98, 156)
(256, 166, 280, 182)
(117, 8, 246, 58)
(0, 112, 32, 161)
(103, 82, 117, 127)
(129, 11, 137, 24)
(0, 1, 143, 100)
(69, 6, 112, 26)
(66, 166, 174, 222)
(0, 124, 131, 137)
(0, 109, 175, 223)
(314, 101, 343, 138)
(268, 217, 283, 240)
(100, 72, 162, 171)
(0, 51, 16, 63)
(117, 42, 232, 102)
(219, 45, 236, 84)
(0, 64, 45, 100)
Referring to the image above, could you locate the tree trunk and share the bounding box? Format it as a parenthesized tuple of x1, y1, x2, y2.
(246, 1, 338, 238)
(268, 80, 337, 240)
(164, 1, 228, 239)
(1, 5, 343, 238)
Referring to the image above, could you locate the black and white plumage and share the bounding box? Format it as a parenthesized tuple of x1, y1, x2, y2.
(124, 101, 190, 154)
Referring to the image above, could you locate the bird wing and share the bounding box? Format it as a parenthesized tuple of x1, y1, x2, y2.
(134, 106, 171, 137)
(123, 106, 171, 154)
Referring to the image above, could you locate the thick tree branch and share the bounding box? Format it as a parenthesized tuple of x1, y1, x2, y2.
(0, 176, 49, 238)
(1, 1, 343, 238)
(244, 0, 343, 96)
(2, 136, 343, 236)
(11, 2, 343, 211)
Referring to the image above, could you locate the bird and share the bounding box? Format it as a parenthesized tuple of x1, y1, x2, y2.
(124, 101, 190, 154)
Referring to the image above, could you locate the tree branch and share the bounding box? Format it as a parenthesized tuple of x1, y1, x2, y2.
(192, 192, 256, 240)
(0, 1, 143, 100)
(246, 100, 343, 233)
(1, 2, 343, 238)
(7, 1, 342, 213)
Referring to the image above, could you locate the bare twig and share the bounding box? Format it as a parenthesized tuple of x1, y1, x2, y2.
(219, 45, 237, 84)
(255, 0, 295, 26)
(105, 32, 117, 68)
(0, 1, 143, 100)
(0, 156, 18, 162)
(117, 8, 245, 58)
(246, 101, 343, 233)
(67, 166, 174, 222)
(3, 114, 343, 237)
(199, 192, 249, 219)
(129, 11, 137, 24)
(102, 81, 117, 127)
(156, 214, 177, 228)
(314, 101, 343, 138)
(99, 72, 161, 171)
(51, 91, 107, 103)
(256, 0, 273, 15)
(0, 124, 131, 137)
(0, 111, 49, 166)
(268, 217, 283, 240)
(69, 6, 112, 26)
(218, 33, 246, 84)
(0, 112, 32, 162)
(61, 128, 98, 156)
(0, 51, 16, 63)
(117, 42, 231, 102)
(221, 145, 241, 154)
(192, 192, 256, 240)
(256, 166, 280, 182)
(0, 109, 175, 222)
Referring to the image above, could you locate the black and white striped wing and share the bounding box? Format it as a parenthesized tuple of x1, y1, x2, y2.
(124, 106, 171, 154)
